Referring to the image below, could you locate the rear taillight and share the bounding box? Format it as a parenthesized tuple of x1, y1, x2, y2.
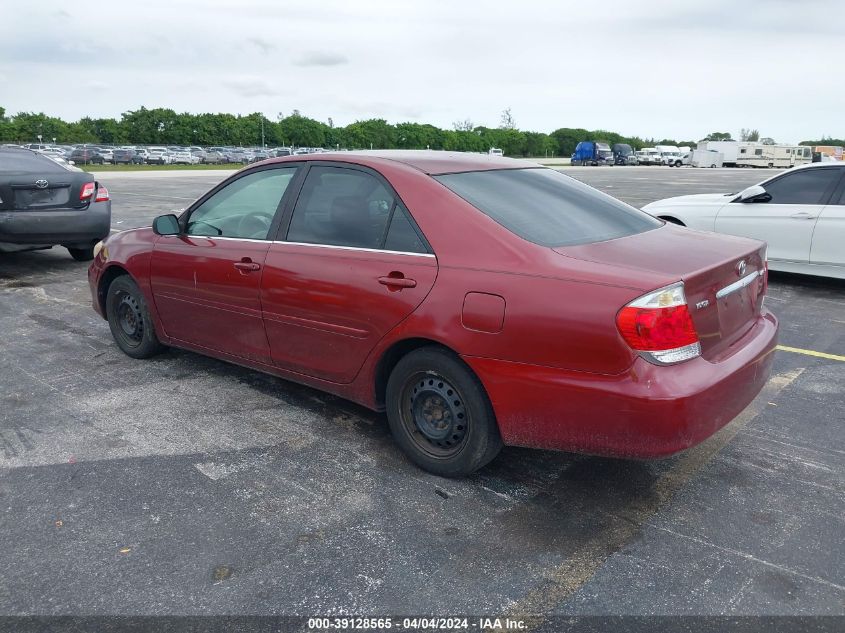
(95, 185, 110, 202)
(80, 182, 96, 200)
(759, 246, 768, 296)
(616, 282, 701, 365)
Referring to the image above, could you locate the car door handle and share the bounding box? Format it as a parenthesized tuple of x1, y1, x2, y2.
(234, 260, 261, 272)
(378, 275, 416, 289)
(790, 212, 817, 219)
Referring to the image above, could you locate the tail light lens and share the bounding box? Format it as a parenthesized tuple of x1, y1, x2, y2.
(616, 282, 701, 365)
(80, 182, 96, 200)
(95, 185, 110, 202)
(759, 246, 768, 296)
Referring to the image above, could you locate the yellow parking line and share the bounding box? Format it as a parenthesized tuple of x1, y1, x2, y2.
(776, 345, 845, 362)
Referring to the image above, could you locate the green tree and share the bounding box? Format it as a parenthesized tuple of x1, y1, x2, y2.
(704, 131, 733, 141)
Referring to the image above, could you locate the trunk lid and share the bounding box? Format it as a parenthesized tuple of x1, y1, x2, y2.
(555, 224, 767, 359)
(1, 173, 93, 212)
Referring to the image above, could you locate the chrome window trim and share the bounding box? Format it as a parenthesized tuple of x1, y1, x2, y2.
(275, 241, 436, 258)
(167, 235, 435, 258)
(715, 270, 764, 299)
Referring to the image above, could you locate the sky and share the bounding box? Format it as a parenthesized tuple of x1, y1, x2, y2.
(1, 0, 842, 143)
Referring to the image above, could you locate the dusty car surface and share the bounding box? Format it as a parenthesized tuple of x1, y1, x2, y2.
(1, 146, 111, 260)
(88, 151, 778, 476)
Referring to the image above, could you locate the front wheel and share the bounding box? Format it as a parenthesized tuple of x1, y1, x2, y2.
(386, 347, 502, 477)
(106, 276, 166, 359)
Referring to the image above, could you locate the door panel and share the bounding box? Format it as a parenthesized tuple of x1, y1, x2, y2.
(261, 244, 436, 383)
(810, 204, 845, 269)
(151, 237, 271, 361)
(148, 166, 299, 362)
(715, 202, 822, 263)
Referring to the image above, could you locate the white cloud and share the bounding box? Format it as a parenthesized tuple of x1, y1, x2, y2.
(1, 0, 843, 143)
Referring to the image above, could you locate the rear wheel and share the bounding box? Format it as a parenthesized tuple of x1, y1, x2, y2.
(67, 246, 95, 261)
(386, 347, 502, 477)
(105, 276, 166, 359)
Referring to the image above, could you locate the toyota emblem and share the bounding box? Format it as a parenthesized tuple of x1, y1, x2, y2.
(34, 179, 49, 189)
(736, 260, 747, 277)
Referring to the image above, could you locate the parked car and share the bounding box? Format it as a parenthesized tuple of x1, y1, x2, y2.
(643, 163, 845, 278)
(147, 148, 172, 165)
(248, 150, 271, 163)
(98, 148, 114, 164)
(89, 151, 777, 476)
(0, 147, 111, 260)
(202, 150, 224, 164)
(69, 148, 105, 165)
(171, 150, 200, 165)
(112, 149, 145, 165)
(272, 148, 293, 157)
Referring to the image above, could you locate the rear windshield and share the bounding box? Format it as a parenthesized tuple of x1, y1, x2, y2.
(0, 150, 69, 173)
(435, 168, 661, 247)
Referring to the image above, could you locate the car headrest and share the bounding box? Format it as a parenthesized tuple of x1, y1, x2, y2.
(331, 195, 369, 227)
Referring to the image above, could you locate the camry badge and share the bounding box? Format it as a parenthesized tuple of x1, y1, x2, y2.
(736, 259, 747, 277)
(35, 179, 49, 189)
(696, 299, 710, 310)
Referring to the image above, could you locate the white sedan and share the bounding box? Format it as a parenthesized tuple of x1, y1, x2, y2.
(643, 164, 845, 279)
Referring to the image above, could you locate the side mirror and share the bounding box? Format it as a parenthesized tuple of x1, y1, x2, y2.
(739, 185, 771, 203)
(152, 214, 181, 236)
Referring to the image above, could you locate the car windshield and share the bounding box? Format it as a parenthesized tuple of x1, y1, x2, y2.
(435, 168, 661, 247)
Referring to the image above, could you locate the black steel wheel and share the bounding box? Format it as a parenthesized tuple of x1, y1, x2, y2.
(401, 372, 469, 457)
(105, 275, 166, 359)
(386, 347, 502, 477)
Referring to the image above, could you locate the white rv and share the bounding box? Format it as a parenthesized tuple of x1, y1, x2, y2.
(733, 143, 813, 168)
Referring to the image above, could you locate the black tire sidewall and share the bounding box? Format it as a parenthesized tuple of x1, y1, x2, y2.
(67, 247, 95, 261)
(105, 276, 164, 359)
(386, 347, 502, 477)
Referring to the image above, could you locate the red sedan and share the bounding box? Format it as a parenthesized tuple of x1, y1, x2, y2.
(88, 152, 778, 476)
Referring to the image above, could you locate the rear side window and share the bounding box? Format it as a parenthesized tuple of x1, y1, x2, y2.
(764, 168, 842, 205)
(0, 150, 68, 173)
(435, 168, 661, 247)
(384, 204, 427, 253)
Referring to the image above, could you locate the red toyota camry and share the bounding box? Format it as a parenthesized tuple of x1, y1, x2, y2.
(88, 152, 778, 476)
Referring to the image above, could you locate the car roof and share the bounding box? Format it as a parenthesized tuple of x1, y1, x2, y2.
(265, 150, 536, 175)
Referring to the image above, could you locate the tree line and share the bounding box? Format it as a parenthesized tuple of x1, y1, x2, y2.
(0, 106, 831, 157)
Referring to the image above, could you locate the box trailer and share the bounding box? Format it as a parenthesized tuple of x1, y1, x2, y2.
(697, 140, 741, 166)
(684, 149, 724, 168)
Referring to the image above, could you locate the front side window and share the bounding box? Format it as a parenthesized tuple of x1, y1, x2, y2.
(763, 168, 842, 205)
(186, 167, 296, 239)
(435, 168, 661, 247)
(286, 166, 395, 249)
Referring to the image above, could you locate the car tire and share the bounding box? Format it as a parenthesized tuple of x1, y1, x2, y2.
(105, 275, 166, 359)
(386, 346, 502, 477)
(67, 246, 95, 261)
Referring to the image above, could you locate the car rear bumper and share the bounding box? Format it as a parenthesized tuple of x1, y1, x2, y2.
(0, 201, 111, 248)
(463, 309, 779, 458)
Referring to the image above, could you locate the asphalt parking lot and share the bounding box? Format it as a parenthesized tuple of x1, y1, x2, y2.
(1, 166, 843, 627)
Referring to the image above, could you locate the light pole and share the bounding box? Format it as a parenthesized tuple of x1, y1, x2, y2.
(260, 117, 265, 149)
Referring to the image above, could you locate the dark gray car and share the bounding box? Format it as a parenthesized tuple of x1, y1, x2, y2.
(0, 148, 111, 260)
